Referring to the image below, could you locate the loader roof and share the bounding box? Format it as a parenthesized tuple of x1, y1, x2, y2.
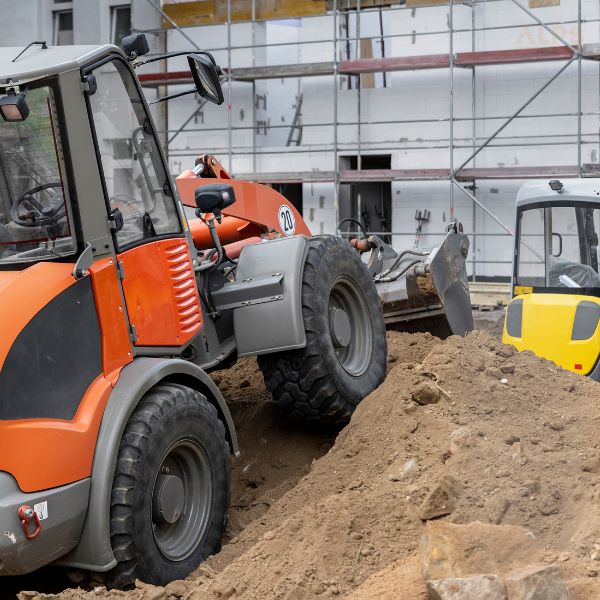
(0, 44, 124, 84)
(517, 178, 600, 208)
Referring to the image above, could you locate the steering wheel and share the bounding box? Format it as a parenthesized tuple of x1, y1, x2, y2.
(10, 182, 66, 228)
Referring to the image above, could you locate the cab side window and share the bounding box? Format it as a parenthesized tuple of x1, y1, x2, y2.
(88, 59, 180, 249)
(516, 207, 545, 287)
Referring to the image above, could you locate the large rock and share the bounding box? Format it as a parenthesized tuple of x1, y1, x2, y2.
(427, 574, 507, 600)
(421, 521, 541, 581)
(419, 476, 462, 521)
(164, 580, 193, 598)
(449, 427, 475, 454)
(344, 556, 428, 600)
(412, 381, 444, 405)
(505, 564, 569, 600)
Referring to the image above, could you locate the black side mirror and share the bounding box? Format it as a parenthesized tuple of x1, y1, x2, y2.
(195, 184, 235, 222)
(188, 53, 224, 105)
(122, 33, 150, 60)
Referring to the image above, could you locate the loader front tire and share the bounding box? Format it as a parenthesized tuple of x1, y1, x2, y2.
(104, 383, 230, 589)
(259, 235, 387, 424)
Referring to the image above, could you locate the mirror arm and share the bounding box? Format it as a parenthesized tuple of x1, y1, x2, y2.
(148, 88, 197, 105)
(136, 50, 216, 68)
(196, 217, 225, 272)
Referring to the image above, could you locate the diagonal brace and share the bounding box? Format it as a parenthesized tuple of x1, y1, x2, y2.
(453, 55, 576, 175)
(510, 0, 578, 54)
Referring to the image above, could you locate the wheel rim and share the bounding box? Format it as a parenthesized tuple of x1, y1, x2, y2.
(328, 276, 373, 376)
(151, 439, 212, 561)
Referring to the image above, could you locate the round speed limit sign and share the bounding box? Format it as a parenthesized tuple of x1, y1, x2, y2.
(278, 204, 296, 237)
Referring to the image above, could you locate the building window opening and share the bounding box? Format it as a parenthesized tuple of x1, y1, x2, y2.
(53, 10, 73, 46)
(111, 5, 132, 45)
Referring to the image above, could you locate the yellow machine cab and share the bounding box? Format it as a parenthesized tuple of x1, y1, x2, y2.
(503, 178, 600, 378)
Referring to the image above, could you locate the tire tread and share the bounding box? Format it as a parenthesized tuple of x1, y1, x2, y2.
(258, 235, 386, 424)
(101, 383, 230, 589)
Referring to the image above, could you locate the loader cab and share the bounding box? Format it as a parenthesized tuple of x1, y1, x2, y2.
(504, 179, 600, 378)
(0, 41, 223, 270)
(0, 79, 77, 266)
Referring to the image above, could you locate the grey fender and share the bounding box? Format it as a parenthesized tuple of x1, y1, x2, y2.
(232, 235, 309, 357)
(57, 357, 238, 572)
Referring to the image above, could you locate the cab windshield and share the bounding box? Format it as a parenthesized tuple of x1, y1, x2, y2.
(516, 202, 600, 289)
(0, 84, 75, 265)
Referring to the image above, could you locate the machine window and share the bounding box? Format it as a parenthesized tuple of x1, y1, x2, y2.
(516, 207, 545, 286)
(547, 205, 600, 287)
(88, 59, 181, 250)
(0, 85, 75, 265)
(517, 204, 600, 289)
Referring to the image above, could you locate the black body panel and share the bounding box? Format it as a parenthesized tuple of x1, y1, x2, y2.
(0, 277, 102, 420)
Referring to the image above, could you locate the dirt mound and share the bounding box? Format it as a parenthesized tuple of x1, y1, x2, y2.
(211, 357, 335, 541)
(16, 330, 600, 599)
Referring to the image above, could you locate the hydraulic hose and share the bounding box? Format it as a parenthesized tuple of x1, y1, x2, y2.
(337, 217, 367, 239)
(378, 259, 422, 283)
(378, 248, 430, 279)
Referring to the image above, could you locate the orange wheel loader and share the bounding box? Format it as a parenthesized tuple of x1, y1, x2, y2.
(0, 34, 472, 587)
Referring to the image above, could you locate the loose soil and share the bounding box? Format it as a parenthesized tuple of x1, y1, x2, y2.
(12, 326, 600, 599)
(472, 307, 506, 337)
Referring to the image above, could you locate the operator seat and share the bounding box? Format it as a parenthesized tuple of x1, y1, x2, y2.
(549, 255, 600, 288)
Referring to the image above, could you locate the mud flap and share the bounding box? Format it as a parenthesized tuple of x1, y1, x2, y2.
(232, 236, 308, 356)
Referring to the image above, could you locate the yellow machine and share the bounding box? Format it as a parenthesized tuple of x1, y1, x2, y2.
(503, 179, 600, 378)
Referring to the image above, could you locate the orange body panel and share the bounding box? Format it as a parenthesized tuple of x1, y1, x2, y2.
(0, 263, 75, 372)
(89, 258, 133, 383)
(176, 176, 311, 238)
(188, 216, 265, 249)
(224, 237, 263, 260)
(0, 375, 112, 492)
(118, 238, 203, 346)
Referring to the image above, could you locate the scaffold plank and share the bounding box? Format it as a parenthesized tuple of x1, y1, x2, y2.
(457, 166, 582, 180)
(138, 45, 593, 87)
(340, 168, 449, 181)
(339, 54, 449, 74)
(455, 46, 575, 67)
(232, 165, 600, 184)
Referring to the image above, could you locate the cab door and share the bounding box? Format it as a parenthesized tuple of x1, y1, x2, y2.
(86, 57, 202, 348)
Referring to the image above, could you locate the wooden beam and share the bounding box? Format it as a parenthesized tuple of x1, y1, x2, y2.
(359, 39, 375, 89)
(162, 0, 326, 27)
(529, 0, 560, 8)
(405, 0, 451, 6)
(326, 0, 405, 8)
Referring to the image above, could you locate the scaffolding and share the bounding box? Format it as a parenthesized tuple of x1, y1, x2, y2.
(138, 0, 600, 279)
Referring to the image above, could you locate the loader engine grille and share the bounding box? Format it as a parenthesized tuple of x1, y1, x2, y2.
(166, 242, 203, 334)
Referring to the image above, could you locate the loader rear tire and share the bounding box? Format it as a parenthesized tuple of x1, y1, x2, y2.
(258, 235, 387, 425)
(103, 383, 230, 589)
